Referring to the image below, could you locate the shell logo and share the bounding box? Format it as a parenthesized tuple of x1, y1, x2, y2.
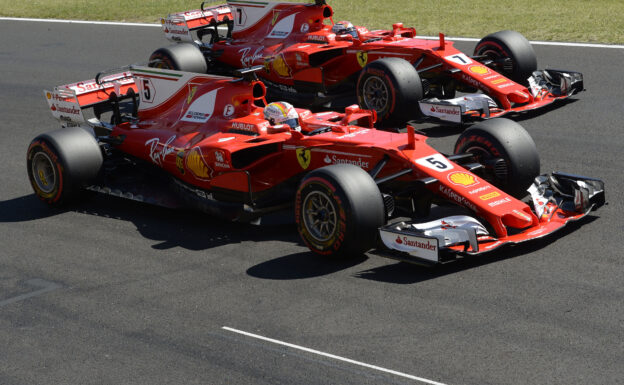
(186, 147, 212, 180)
(448, 172, 478, 187)
(469, 65, 490, 75)
(272, 54, 292, 78)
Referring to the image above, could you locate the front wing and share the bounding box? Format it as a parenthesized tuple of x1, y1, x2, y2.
(375, 172, 605, 264)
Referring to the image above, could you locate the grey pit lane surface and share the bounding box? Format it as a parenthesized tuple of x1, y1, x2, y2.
(0, 20, 623, 385)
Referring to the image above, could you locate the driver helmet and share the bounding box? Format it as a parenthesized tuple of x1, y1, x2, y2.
(263, 102, 300, 131)
(331, 21, 358, 38)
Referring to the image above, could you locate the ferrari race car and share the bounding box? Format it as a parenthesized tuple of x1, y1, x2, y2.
(28, 66, 604, 264)
(149, 0, 584, 126)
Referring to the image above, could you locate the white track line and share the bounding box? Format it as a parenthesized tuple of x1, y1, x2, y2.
(2, 16, 624, 49)
(222, 326, 449, 385)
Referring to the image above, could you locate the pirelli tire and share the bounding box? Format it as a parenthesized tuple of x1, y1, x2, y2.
(27, 127, 103, 206)
(474, 30, 537, 85)
(295, 164, 385, 258)
(454, 118, 540, 198)
(356, 57, 423, 127)
(149, 43, 208, 73)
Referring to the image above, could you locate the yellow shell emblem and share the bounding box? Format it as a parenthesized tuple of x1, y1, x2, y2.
(356, 51, 368, 68)
(272, 54, 292, 77)
(448, 172, 478, 187)
(186, 147, 212, 180)
(296, 148, 311, 170)
(469, 65, 490, 75)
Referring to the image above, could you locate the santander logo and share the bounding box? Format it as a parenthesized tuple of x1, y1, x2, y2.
(395, 236, 403, 244)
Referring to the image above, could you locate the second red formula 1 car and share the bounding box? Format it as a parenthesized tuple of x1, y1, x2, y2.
(149, 0, 584, 127)
(28, 65, 603, 264)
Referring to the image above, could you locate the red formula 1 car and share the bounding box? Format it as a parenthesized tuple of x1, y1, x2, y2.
(149, 0, 583, 126)
(28, 66, 603, 263)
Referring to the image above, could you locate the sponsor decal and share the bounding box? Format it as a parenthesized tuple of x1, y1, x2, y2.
(239, 46, 265, 67)
(218, 137, 235, 143)
(271, 10, 280, 26)
(272, 54, 292, 77)
(296, 148, 311, 169)
(186, 147, 213, 180)
(356, 51, 368, 68)
(307, 34, 327, 43)
(439, 185, 478, 211)
(415, 154, 454, 172)
(145, 135, 177, 165)
(420, 102, 462, 123)
(461, 74, 484, 90)
(187, 86, 198, 105)
(448, 172, 478, 187)
(336, 129, 370, 139)
(50, 103, 81, 116)
(488, 197, 512, 207)
(300, 23, 309, 33)
(323, 154, 370, 169)
(498, 83, 516, 89)
(527, 228, 547, 236)
(223, 104, 235, 117)
(394, 235, 437, 251)
(469, 65, 490, 75)
(213, 150, 230, 169)
(491, 78, 507, 85)
(513, 209, 533, 222)
(479, 191, 501, 200)
(268, 13, 295, 39)
(181, 88, 219, 123)
(230, 122, 256, 132)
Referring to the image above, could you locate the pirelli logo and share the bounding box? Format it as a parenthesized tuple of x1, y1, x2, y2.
(480, 191, 501, 200)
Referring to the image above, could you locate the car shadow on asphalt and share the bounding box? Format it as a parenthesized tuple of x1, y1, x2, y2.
(0, 193, 302, 253)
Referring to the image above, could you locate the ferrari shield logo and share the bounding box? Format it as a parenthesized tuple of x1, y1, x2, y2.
(271, 10, 280, 26)
(356, 51, 368, 68)
(187, 86, 198, 105)
(296, 148, 311, 169)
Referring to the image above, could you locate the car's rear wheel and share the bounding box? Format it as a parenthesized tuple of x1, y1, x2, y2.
(295, 164, 385, 258)
(454, 118, 539, 198)
(474, 30, 537, 85)
(149, 43, 208, 73)
(27, 127, 103, 205)
(357, 57, 423, 128)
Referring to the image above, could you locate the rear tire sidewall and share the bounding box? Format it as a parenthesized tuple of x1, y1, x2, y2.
(454, 118, 540, 198)
(27, 127, 103, 205)
(295, 164, 385, 258)
(357, 57, 423, 127)
(474, 30, 537, 85)
(149, 43, 208, 73)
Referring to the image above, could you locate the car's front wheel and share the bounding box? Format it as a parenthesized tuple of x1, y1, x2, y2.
(295, 164, 385, 258)
(454, 118, 540, 198)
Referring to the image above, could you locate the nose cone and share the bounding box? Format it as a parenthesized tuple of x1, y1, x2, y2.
(502, 209, 536, 229)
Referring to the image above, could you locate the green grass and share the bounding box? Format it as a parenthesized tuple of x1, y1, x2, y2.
(3, 0, 624, 44)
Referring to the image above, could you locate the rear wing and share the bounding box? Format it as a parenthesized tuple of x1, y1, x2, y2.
(162, 3, 233, 43)
(44, 71, 138, 127)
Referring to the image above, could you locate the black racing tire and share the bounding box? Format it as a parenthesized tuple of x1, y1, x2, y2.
(356, 57, 423, 127)
(295, 164, 385, 258)
(454, 118, 539, 198)
(27, 127, 103, 205)
(474, 30, 537, 85)
(149, 43, 208, 73)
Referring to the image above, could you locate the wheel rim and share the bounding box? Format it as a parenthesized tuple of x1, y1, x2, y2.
(465, 145, 509, 184)
(31, 152, 57, 194)
(362, 76, 389, 112)
(302, 190, 338, 243)
(478, 46, 514, 76)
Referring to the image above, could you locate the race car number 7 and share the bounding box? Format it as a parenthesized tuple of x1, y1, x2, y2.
(415, 154, 454, 172)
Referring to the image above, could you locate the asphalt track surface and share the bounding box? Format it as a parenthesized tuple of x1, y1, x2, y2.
(1, 20, 622, 385)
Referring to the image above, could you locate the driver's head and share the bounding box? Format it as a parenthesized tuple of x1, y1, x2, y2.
(263, 102, 300, 131)
(331, 21, 358, 39)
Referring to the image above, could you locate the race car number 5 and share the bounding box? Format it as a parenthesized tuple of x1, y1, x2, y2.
(415, 154, 454, 172)
(140, 78, 155, 103)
